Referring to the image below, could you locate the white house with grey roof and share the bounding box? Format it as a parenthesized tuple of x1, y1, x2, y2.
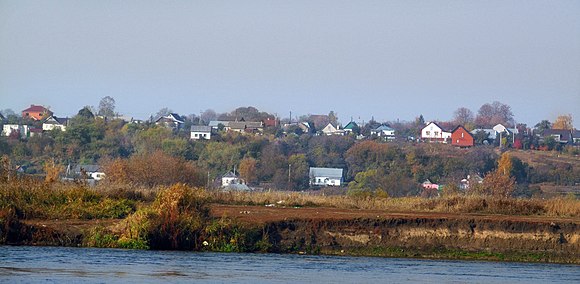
(309, 167, 343, 186)
(190, 125, 213, 140)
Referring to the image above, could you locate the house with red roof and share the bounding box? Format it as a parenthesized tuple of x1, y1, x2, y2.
(21, 105, 52, 121)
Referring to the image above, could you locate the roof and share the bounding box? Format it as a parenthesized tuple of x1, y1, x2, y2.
(156, 113, 184, 124)
(22, 105, 50, 113)
(451, 125, 474, 137)
(73, 165, 102, 173)
(0, 113, 4, 120)
(309, 167, 343, 179)
(228, 121, 263, 130)
(191, 125, 212, 132)
(373, 125, 394, 131)
(343, 121, 358, 130)
(423, 122, 449, 132)
(543, 129, 572, 141)
(222, 183, 251, 191)
(44, 115, 69, 125)
(572, 130, 580, 139)
(222, 171, 237, 178)
(209, 121, 231, 128)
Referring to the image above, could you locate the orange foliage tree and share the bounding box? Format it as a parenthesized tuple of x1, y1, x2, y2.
(103, 151, 203, 187)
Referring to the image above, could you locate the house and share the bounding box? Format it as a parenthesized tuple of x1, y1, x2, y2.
(42, 115, 69, 131)
(2, 124, 29, 138)
(543, 129, 573, 144)
(226, 121, 263, 133)
(370, 125, 395, 140)
(221, 171, 243, 187)
(209, 120, 231, 130)
(572, 130, 580, 144)
(298, 122, 313, 133)
(492, 124, 518, 136)
(70, 165, 106, 181)
(421, 122, 451, 143)
(321, 123, 344, 136)
(155, 113, 185, 129)
(309, 167, 343, 186)
(190, 125, 213, 140)
(451, 125, 474, 147)
(22, 105, 52, 121)
(262, 117, 278, 128)
(343, 121, 358, 134)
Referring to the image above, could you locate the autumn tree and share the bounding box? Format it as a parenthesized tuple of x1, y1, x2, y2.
(479, 152, 515, 197)
(453, 107, 474, 127)
(552, 114, 573, 130)
(475, 101, 514, 128)
(238, 157, 257, 185)
(97, 96, 116, 118)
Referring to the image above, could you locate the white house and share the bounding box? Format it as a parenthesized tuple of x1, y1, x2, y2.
(309, 167, 343, 186)
(190, 125, 212, 140)
(221, 171, 243, 187)
(42, 116, 69, 131)
(155, 113, 185, 129)
(2, 124, 29, 138)
(71, 165, 106, 181)
(421, 122, 451, 143)
(371, 125, 395, 140)
(321, 123, 344, 136)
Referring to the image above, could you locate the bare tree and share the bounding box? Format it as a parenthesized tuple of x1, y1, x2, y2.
(453, 107, 474, 126)
(475, 101, 514, 128)
(97, 96, 116, 118)
(200, 109, 218, 124)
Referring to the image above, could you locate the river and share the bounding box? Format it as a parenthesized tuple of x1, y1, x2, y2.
(0, 246, 578, 283)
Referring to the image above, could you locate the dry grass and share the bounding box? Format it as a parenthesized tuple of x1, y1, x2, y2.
(201, 190, 580, 218)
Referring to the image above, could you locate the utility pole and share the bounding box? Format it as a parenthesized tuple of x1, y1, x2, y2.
(288, 163, 291, 190)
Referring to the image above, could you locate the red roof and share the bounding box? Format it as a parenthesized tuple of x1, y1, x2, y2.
(22, 105, 49, 112)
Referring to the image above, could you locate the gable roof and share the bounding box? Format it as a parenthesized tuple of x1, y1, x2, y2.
(373, 125, 394, 131)
(451, 125, 474, 137)
(228, 121, 263, 130)
(0, 113, 5, 120)
(222, 171, 237, 178)
(156, 113, 185, 124)
(44, 115, 69, 125)
(423, 122, 449, 132)
(343, 121, 358, 130)
(309, 167, 343, 179)
(191, 125, 212, 132)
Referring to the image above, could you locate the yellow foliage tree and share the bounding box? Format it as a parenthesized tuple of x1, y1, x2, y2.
(482, 152, 515, 197)
(552, 114, 573, 130)
(44, 159, 63, 183)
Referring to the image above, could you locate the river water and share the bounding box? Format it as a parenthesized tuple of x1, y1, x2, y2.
(0, 246, 578, 283)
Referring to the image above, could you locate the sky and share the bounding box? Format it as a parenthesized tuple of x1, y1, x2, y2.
(1, 1, 579, 127)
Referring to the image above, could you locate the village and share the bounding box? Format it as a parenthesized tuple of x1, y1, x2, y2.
(1, 100, 579, 197)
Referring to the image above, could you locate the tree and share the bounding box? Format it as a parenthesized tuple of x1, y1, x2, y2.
(239, 157, 257, 185)
(453, 107, 474, 126)
(200, 109, 218, 125)
(534, 120, 551, 135)
(77, 106, 95, 119)
(552, 114, 573, 130)
(97, 96, 116, 118)
(288, 154, 309, 190)
(156, 107, 173, 119)
(328, 111, 338, 126)
(479, 152, 515, 197)
(475, 101, 514, 128)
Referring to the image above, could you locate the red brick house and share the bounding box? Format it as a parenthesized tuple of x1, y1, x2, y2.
(451, 125, 474, 147)
(22, 105, 52, 121)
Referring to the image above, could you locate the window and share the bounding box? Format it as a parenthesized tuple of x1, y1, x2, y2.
(426, 131, 430, 136)
(434, 131, 439, 136)
(461, 133, 464, 138)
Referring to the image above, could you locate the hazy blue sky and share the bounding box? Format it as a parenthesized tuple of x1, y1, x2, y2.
(1, 1, 579, 126)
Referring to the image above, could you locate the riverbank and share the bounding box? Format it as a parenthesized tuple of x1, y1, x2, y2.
(3, 204, 579, 264)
